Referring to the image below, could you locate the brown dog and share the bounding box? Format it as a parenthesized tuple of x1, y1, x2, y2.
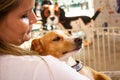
(31, 30, 111, 80)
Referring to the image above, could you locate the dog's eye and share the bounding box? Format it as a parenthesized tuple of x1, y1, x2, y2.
(54, 10, 60, 16)
(53, 37, 61, 41)
(44, 10, 50, 17)
(47, 11, 50, 15)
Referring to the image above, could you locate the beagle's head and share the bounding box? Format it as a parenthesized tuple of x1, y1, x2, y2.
(41, 3, 65, 25)
(31, 30, 82, 58)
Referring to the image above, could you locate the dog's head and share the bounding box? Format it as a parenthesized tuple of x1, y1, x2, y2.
(41, 3, 65, 25)
(31, 30, 82, 58)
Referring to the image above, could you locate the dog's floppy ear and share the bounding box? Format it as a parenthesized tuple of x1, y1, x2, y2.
(59, 7, 65, 22)
(40, 6, 48, 24)
(31, 38, 44, 54)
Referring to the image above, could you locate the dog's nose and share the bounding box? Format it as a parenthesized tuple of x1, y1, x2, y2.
(50, 17, 55, 21)
(74, 38, 82, 45)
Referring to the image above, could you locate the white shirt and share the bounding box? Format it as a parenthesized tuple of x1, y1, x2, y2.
(0, 55, 89, 80)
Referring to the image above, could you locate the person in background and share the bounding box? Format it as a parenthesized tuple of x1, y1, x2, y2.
(0, 0, 90, 80)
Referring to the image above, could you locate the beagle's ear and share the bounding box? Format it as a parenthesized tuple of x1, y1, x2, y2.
(31, 38, 44, 54)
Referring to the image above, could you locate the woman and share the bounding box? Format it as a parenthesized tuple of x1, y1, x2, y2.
(0, 0, 89, 80)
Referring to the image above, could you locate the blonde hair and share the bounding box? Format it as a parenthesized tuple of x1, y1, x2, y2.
(0, 0, 20, 20)
(0, 0, 38, 56)
(0, 40, 39, 55)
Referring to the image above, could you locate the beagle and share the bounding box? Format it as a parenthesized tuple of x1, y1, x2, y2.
(31, 30, 111, 80)
(40, 3, 102, 45)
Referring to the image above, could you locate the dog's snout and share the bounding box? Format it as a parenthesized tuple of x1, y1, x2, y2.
(74, 38, 82, 45)
(50, 17, 55, 21)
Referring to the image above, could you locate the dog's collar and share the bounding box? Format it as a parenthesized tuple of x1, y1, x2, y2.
(71, 60, 83, 72)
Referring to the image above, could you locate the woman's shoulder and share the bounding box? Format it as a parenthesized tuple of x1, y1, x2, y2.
(0, 55, 89, 80)
(0, 54, 62, 68)
(0, 55, 57, 63)
(0, 55, 40, 61)
(0, 55, 57, 80)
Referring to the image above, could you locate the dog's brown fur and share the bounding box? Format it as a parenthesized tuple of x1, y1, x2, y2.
(31, 30, 111, 80)
(31, 30, 82, 58)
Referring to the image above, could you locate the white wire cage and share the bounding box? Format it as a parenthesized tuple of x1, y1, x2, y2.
(72, 27, 120, 79)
